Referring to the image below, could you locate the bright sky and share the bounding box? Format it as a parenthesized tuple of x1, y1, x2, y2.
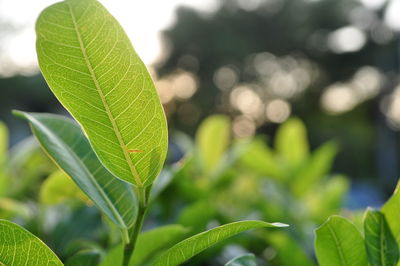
(0, 0, 218, 76)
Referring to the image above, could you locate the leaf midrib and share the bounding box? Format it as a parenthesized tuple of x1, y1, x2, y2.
(66, 2, 142, 186)
(327, 223, 348, 266)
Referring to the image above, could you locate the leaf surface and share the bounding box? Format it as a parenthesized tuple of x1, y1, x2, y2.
(0, 219, 63, 265)
(36, 0, 167, 186)
(382, 181, 400, 245)
(315, 215, 368, 266)
(15, 111, 137, 229)
(152, 220, 288, 266)
(364, 209, 399, 266)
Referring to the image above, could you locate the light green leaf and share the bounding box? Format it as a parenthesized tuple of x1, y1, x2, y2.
(292, 141, 338, 196)
(152, 220, 288, 266)
(40, 170, 90, 205)
(238, 138, 283, 179)
(36, 0, 167, 187)
(225, 254, 257, 266)
(275, 117, 309, 166)
(196, 115, 230, 173)
(0, 219, 63, 265)
(315, 215, 368, 266)
(364, 209, 399, 266)
(382, 181, 400, 245)
(15, 111, 137, 230)
(129, 224, 188, 266)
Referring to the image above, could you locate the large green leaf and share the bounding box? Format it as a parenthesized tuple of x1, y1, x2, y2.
(225, 254, 257, 266)
(315, 215, 368, 266)
(382, 181, 400, 245)
(364, 209, 399, 266)
(129, 224, 188, 266)
(0, 219, 63, 265)
(36, 0, 167, 187)
(152, 220, 288, 266)
(15, 111, 137, 230)
(196, 115, 231, 174)
(275, 117, 309, 166)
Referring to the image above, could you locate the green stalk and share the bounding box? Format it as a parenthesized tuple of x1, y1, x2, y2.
(123, 185, 151, 266)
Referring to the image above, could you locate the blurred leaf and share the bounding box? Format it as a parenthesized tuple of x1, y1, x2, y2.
(40, 170, 89, 205)
(15, 111, 137, 230)
(99, 244, 123, 266)
(153, 220, 288, 266)
(66, 250, 101, 266)
(0, 121, 7, 164)
(364, 209, 399, 266)
(293, 141, 338, 196)
(177, 200, 216, 232)
(238, 138, 284, 179)
(306, 175, 349, 223)
(275, 118, 309, 167)
(0, 219, 62, 265)
(130, 224, 188, 266)
(36, 0, 167, 187)
(265, 231, 315, 266)
(225, 253, 257, 266)
(0, 198, 32, 220)
(315, 215, 367, 266)
(196, 115, 231, 174)
(382, 181, 400, 245)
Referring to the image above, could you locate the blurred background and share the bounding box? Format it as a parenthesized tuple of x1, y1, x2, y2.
(2, 0, 400, 205)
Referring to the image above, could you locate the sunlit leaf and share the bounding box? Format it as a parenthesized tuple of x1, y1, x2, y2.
(15, 111, 137, 230)
(364, 209, 399, 266)
(225, 254, 257, 266)
(196, 115, 231, 174)
(40, 170, 89, 205)
(152, 220, 288, 266)
(0, 219, 63, 265)
(129, 225, 188, 266)
(382, 180, 400, 244)
(36, 0, 167, 187)
(292, 141, 338, 196)
(275, 117, 309, 166)
(315, 215, 367, 266)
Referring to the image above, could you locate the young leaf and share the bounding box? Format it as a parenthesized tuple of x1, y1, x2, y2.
(152, 220, 288, 266)
(196, 115, 231, 174)
(382, 181, 400, 245)
(129, 225, 188, 266)
(36, 0, 168, 187)
(275, 117, 309, 166)
(315, 215, 368, 266)
(40, 170, 89, 205)
(0, 219, 63, 265)
(15, 111, 137, 230)
(364, 209, 399, 266)
(225, 254, 258, 266)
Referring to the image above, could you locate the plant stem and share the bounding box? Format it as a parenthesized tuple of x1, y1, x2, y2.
(122, 185, 151, 266)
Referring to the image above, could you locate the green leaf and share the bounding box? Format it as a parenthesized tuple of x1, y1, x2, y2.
(40, 170, 89, 205)
(315, 215, 368, 266)
(196, 115, 231, 173)
(382, 181, 400, 245)
(0, 219, 63, 265)
(99, 244, 123, 266)
(0, 121, 7, 164)
(15, 111, 137, 230)
(364, 209, 399, 266)
(225, 254, 257, 266)
(36, 0, 168, 187)
(275, 117, 309, 166)
(129, 224, 188, 266)
(292, 141, 338, 196)
(152, 220, 288, 266)
(66, 250, 101, 266)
